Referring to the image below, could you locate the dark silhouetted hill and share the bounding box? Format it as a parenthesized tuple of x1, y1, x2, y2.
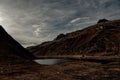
(0, 25, 35, 60)
(0, 25, 39, 78)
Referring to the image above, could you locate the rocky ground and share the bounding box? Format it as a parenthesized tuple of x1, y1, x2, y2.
(0, 60, 120, 80)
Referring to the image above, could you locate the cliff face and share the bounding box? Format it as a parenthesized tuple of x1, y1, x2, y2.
(28, 20, 120, 56)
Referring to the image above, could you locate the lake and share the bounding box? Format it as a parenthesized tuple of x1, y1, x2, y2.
(34, 59, 73, 65)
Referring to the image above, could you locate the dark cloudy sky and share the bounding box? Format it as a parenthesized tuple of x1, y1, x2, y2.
(0, 0, 120, 47)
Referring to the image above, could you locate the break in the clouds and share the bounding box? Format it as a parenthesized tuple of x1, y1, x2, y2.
(0, 0, 120, 47)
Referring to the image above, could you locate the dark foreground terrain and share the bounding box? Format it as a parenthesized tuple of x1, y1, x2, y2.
(1, 61, 120, 80)
(0, 20, 120, 80)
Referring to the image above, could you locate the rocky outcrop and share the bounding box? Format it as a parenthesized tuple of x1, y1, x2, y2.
(54, 33, 66, 40)
(97, 19, 109, 23)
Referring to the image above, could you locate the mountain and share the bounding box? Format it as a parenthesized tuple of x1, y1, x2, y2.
(28, 19, 120, 57)
(0, 25, 35, 60)
(0, 25, 39, 79)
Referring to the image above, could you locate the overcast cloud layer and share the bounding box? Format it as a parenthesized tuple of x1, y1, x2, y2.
(0, 0, 120, 47)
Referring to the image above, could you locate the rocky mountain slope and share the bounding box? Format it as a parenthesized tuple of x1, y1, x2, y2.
(28, 20, 120, 57)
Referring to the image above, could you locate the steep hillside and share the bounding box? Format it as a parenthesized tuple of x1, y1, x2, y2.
(28, 20, 120, 57)
(0, 25, 35, 60)
(0, 25, 39, 79)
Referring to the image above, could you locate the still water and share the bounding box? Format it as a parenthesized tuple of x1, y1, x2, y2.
(34, 59, 72, 65)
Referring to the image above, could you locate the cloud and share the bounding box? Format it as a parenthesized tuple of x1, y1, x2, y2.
(70, 17, 90, 24)
(0, 0, 120, 47)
